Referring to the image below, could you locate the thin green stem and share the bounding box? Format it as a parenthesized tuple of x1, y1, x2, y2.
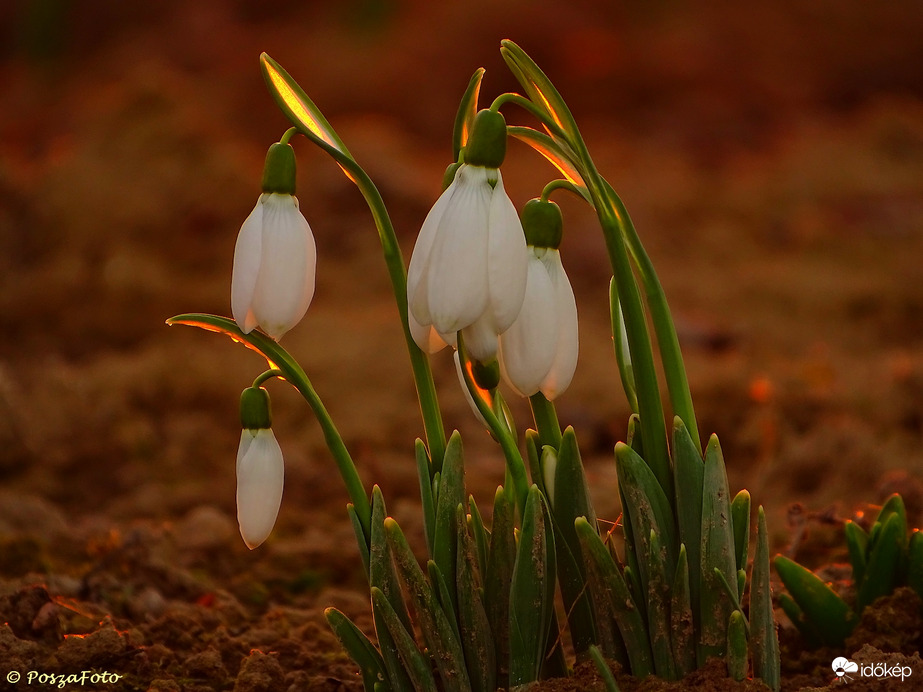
(592, 179, 671, 497)
(279, 127, 298, 145)
(332, 155, 448, 470)
(602, 180, 700, 453)
(252, 368, 284, 388)
(540, 179, 583, 203)
(457, 336, 529, 517)
(528, 393, 562, 450)
(283, 371, 371, 539)
(609, 279, 639, 414)
(490, 92, 568, 140)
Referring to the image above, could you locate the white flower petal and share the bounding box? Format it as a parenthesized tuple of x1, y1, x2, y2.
(409, 310, 449, 353)
(407, 172, 458, 326)
(236, 428, 284, 549)
(485, 170, 528, 333)
(231, 198, 265, 334)
(539, 252, 578, 400)
(236, 429, 255, 474)
(425, 165, 491, 334)
(498, 253, 557, 396)
(461, 313, 500, 362)
(250, 194, 316, 340)
(436, 328, 457, 350)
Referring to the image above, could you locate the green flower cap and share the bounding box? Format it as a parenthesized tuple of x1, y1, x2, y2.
(464, 109, 507, 169)
(261, 142, 297, 195)
(240, 386, 272, 430)
(472, 358, 501, 391)
(522, 198, 563, 249)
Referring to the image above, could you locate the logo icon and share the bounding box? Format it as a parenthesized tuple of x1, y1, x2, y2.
(832, 657, 859, 683)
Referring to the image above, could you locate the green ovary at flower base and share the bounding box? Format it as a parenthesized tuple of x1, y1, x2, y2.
(406, 109, 528, 362)
(236, 385, 285, 549)
(231, 141, 317, 341)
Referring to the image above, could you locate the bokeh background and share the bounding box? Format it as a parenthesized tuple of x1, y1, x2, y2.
(2, 1, 923, 689)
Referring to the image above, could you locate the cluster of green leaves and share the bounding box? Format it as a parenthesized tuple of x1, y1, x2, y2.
(327, 433, 562, 692)
(776, 493, 923, 648)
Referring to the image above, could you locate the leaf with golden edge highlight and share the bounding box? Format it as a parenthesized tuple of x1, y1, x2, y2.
(260, 53, 351, 158)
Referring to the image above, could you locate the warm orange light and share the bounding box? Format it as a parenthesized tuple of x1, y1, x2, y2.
(748, 376, 774, 404)
(464, 360, 492, 406)
(534, 88, 566, 131)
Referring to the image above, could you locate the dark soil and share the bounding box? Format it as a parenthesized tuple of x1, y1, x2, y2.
(2, 2, 923, 690)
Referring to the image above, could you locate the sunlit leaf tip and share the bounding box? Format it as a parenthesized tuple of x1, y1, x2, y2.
(453, 67, 485, 160)
(259, 52, 351, 158)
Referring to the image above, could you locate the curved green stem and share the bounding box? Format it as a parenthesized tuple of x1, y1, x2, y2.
(258, 56, 447, 470)
(271, 367, 371, 538)
(490, 92, 568, 140)
(609, 278, 639, 414)
(333, 155, 448, 469)
(529, 392, 562, 450)
(540, 179, 583, 203)
(457, 336, 529, 517)
(169, 314, 373, 538)
(279, 127, 298, 146)
(592, 178, 671, 496)
(252, 368, 284, 388)
(290, 373, 372, 538)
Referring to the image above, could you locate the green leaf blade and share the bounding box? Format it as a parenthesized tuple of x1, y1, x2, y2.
(452, 68, 485, 161)
(509, 486, 555, 687)
(774, 554, 857, 647)
(751, 508, 781, 692)
(325, 607, 389, 692)
(699, 435, 737, 661)
(575, 517, 653, 678)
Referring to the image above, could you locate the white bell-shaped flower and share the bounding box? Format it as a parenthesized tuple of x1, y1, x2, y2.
(407, 164, 528, 361)
(231, 192, 316, 340)
(236, 427, 285, 549)
(499, 247, 578, 400)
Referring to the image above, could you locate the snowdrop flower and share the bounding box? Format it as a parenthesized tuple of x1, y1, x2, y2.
(236, 386, 284, 549)
(498, 199, 578, 400)
(232, 142, 316, 340)
(407, 110, 528, 361)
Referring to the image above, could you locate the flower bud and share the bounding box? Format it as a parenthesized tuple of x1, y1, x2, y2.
(236, 385, 283, 549)
(236, 427, 284, 549)
(240, 386, 272, 430)
(471, 358, 501, 391)
(261, 142, 297, 195)
(522, 198, 563, 249)
(464, 109, 508, 169)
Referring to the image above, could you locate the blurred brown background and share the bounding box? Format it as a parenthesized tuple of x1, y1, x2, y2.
(1, 1, 923, 688)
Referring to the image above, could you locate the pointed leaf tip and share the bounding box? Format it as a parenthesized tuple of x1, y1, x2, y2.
(260, 53, 351, 158)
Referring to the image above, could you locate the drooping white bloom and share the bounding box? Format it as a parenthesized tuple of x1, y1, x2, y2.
(231, 193, 316, 340)
(498, 247, 578, 400)
(236, 427, 284, 549)
(407, 164, 528, 361)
